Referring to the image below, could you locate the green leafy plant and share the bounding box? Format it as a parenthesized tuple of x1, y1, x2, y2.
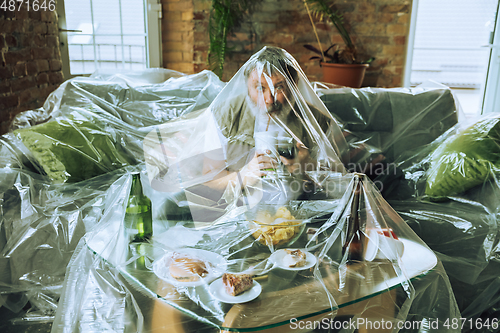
(208, 0, 254, 78)
(303, 0, 374, 64)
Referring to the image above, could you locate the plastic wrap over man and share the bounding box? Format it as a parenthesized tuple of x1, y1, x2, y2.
(144, 46, 348, 224)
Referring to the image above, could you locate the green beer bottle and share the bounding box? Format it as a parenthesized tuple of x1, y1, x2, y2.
(125, 173, 153, 243)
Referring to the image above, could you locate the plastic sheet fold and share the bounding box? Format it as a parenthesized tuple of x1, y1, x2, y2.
(0, 68, 224, 325)
(0, 47, 483, 332)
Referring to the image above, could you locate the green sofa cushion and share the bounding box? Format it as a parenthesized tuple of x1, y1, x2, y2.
(14, 118, 135, 183)
(426, 116, 500, 198)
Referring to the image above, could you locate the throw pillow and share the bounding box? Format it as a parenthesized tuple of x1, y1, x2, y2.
(426, 116, 500, 198)
(14, 118, 135, 183)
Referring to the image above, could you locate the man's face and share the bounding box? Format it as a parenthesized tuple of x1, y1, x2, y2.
(247, 69, 289, 115)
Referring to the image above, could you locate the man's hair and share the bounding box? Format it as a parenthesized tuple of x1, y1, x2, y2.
(244, 47, 298, 83)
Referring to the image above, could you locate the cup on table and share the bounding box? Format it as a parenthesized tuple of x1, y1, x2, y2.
(364, 228, 404, 261)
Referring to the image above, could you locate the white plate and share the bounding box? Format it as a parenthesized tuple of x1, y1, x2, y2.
(209, 278, 262, 304)
(269, 249, 317, 271)
(364, 229, 404, 261)
(153, 249, 227, 287)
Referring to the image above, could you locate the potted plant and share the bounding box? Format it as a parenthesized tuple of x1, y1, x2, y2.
(303, 0, 374, 87)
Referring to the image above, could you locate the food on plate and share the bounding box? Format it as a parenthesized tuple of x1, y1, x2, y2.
(169, 253, 210, 282)
(249, 206, 302, 247)
(222, 273, 254, 296)
(283, 249, 307, 268)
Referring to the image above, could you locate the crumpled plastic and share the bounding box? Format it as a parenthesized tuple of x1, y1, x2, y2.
(52, 171, 460, 333)
(0, 68, 224, 325)
(0, 47, 475, 332)
(315, 82, 500, 332)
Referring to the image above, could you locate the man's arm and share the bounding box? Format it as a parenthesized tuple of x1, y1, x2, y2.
(202, 151, 278, 191)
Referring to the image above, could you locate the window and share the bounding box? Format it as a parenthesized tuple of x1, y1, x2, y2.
(405, 0, 498, 115)
(57, 0, 162, 77)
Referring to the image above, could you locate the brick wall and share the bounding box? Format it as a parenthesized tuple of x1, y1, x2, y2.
(161, 0, 195, 74)
(187, 0, 410, 86)
(0, 8, 64, 135)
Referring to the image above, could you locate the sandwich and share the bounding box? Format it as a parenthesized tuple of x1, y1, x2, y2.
(169, 254, 209, 282)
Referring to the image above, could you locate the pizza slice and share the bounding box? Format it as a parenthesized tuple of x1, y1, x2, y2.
(222, 273, 254, 296)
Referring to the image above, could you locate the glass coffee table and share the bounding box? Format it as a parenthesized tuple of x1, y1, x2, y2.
(86, 216, 438, 333)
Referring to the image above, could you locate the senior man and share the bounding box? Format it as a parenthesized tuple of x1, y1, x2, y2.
(203, 46, 348, 196)
(148, 46, 349, 223)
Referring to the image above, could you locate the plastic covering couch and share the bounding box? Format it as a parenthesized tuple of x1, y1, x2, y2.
(0, 64, 497, 333)
(320, 85, 500, 332)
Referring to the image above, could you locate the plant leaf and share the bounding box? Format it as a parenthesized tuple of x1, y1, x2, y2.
(303, 44, 323, 56)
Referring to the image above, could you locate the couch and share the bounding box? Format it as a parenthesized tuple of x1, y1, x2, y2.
(0, 71, 498, 332)
(320, 85, 500, 332)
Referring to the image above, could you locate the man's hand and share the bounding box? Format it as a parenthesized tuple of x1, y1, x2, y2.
(241, 150, 279, 185)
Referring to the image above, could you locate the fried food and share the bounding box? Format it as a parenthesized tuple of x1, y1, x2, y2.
(249, 207, 302, 247)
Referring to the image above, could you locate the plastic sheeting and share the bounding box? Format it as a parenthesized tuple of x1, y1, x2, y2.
(317, 83, 500, 332)
(52, 171, 460, 333)
(0, 45, 488, 332)
(142, 47, 349, 226)
(0, 68, 224, 322)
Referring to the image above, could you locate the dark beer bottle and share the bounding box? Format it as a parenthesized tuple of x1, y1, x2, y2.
(125, 173, 153, 243)
(342, 179, 365, 262)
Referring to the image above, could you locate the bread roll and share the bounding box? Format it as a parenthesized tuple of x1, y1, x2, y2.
(169, 255, 209, 282)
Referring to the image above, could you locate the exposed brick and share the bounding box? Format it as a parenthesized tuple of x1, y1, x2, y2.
(164, 21, 192, 32)
(49, 59, 62, 71)
(32, 47, 53, 60)
(18, 88, 38, 106)
(13, 63, 27, 77)
(0, 95, 19, 109)
(193, 0, 211, 12)
(0, 81, 11, 94)
(387, 24, 407, 35)
(29, 10, 42, 20)
(33, 23, 48, 35)
(11, 77, 36, 92)
(380, 5, 410, 13)
(394, 36, 406, 45)
(15, 9, 29, 20)
(48, 72, 64, 84)
(193, 12, 205, 20)
(5, 35, 17, 48)
(164, 51, 183, 62)
(0, 66, 13, 79)
(4, 10, 16, 19)
(163, 41, 192, 52)
(379, 13, 396, 24)
(168, 2, 193, 11)
(181, 11, 193, 21)
(33, 34, 45, 47)
(36, 72, 49, 85)
(41, 10, 57, 22)
(4, 50, 31, 65)
(37, 59, 50, 72)
(397, 13, 409, 24)
(383, 45, 406, 56)
(163, 31, 183, 42)
(26, 61, 38, 75)
(167, 62, 194, 74)
(46, 35, 59, 48)
(359, 3, 377, 12)
(164, 11, 182, 21)
(47, 23, 58, 35)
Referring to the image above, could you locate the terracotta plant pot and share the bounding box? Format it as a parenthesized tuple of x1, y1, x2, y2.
(321, 62, 369, 88)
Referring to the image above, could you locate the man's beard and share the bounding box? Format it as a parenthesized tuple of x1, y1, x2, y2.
(246, 95, 294, 122)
